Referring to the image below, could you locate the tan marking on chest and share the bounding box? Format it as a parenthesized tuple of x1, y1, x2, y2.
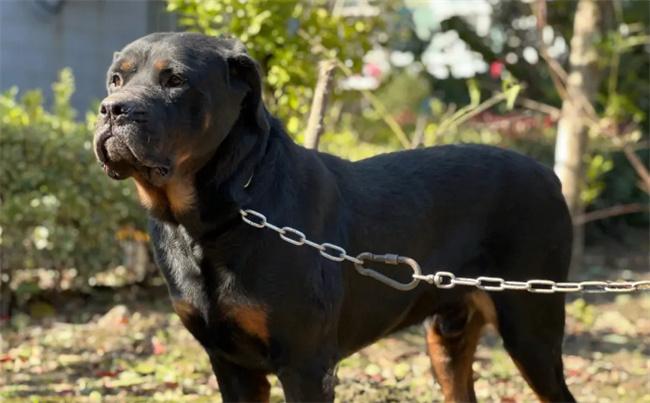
(165, 175, 196, 214)
(224, 303, 270, 344)
(133, 175, 166, 211)
(132, 174, 195, 215)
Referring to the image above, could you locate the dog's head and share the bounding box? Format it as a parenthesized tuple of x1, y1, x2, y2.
(94, 33, 268, 190)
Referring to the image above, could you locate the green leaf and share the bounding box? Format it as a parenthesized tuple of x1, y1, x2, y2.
(467, 79, 481, 106)
(134, 362, 156, 375)
(505, 84, 521, 111)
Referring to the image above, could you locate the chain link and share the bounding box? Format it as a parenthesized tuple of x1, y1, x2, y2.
(240, 208, 650, 293)
(240, 209, 364, 266)
(413, 273, 650, 293)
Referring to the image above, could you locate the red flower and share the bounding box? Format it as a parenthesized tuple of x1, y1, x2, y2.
(490, 61, 504, 79)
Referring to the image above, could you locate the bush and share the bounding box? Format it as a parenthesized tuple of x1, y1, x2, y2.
(0, 69, 144, 279)
(167, 0, 378, 136)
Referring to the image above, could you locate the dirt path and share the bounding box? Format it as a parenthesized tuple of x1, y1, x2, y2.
(2, 278, 649, 402)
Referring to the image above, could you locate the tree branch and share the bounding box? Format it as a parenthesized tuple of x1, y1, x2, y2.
(304, 60, 337, 150)
(573, 203, 650, 225)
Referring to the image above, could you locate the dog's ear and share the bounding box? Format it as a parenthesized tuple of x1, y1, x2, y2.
(226, 45, 269, 133)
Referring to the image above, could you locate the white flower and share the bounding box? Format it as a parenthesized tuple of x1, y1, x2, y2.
(32, 226, 51, 250)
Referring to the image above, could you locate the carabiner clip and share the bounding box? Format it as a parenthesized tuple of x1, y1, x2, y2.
(353, 253, 421, 291)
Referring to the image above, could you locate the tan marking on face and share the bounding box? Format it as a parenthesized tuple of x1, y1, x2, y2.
(120, 60, 133, 70)
(154, 60, 169, 70)
(227, 304, 270, 344)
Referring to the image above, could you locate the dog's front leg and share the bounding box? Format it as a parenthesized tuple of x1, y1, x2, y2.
(277, 360, 338, 402)
(209, 354, 270, 402)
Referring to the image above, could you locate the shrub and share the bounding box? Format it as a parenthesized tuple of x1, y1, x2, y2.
(0, 69, 144, 279)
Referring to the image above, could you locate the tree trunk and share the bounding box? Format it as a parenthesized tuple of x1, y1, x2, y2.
(553, 0, 611, 267)
(304, 60, 336, 150)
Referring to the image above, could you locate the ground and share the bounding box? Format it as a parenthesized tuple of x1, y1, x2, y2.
(2, 256, 649, 402)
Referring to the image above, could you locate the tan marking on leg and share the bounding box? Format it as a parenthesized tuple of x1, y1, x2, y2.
(467, 290, 498, 329)
(227, 304, 270, 344)
(426, 322, 483, 402)
(426, 297, 489, 403)
(426, 326, 457, 400)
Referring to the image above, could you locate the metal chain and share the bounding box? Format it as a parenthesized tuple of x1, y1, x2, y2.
(412, 272, 650, 294)
(240, 209, 363, 265)
(239, 208, 650, 293)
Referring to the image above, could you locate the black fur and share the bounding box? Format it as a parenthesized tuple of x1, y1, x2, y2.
(94, 32, 576, 402)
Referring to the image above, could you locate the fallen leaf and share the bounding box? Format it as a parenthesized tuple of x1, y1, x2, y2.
(96, 369, 121, 377)
(394, 362, 410, 380)
(152, 336, 166, 355)
(602, 334, 629, 344)
(365, 363, 381, 376)
(134, 362, 156, 374)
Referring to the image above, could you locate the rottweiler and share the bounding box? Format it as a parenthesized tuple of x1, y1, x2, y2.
(94, 32, 576, 402)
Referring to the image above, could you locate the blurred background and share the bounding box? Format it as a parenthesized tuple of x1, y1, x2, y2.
(1, 0, 649, 401)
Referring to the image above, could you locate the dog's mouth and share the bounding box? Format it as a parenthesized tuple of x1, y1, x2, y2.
(94, 128, 172, 185)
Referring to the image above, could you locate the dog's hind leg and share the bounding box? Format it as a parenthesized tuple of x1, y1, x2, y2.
(491, 293, 576, 402)
(425, 292, 491, 403)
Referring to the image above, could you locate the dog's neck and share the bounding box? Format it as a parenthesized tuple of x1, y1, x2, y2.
(145, 114, 295, 236)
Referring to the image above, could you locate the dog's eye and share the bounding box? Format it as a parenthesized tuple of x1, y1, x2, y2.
(166, 75, 184, 88)
(111, 74, 122, 88)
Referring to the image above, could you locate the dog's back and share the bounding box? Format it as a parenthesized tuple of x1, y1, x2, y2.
(317, 144, 575, 402)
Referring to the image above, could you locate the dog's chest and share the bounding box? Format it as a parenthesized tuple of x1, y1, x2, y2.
(155, 223, 271, 368)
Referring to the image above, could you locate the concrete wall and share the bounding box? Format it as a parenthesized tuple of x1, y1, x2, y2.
(0, 0, 176, 112)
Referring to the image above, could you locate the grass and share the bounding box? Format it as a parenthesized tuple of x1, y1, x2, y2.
(2, 271, 649, 402)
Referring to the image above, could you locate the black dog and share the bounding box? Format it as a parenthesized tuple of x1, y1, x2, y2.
(94, 32, 576, 402)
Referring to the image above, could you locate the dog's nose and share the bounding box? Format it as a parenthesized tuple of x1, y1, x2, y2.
(99, 99, 135, 119)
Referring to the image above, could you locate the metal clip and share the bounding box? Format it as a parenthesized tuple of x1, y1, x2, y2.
(353, 253, 421, 291)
